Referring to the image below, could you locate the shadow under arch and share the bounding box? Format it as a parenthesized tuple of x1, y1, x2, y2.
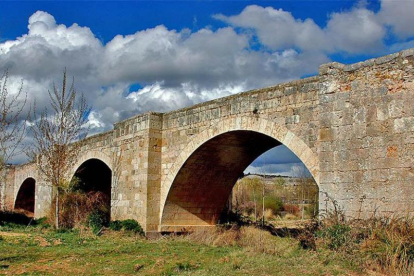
(14, 177, 36, 216)
(71, 158, 112, 221)
(160, 116, 319, 230)
(71, 150, 113, 177)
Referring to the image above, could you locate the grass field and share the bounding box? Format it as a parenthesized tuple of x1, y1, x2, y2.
(0, 226, 365, 276)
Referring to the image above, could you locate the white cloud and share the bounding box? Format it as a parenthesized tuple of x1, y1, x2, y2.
(87, 111, 106, 131)
(126, 81, 246, 113)
(244, 162, 311, 177)
(126, 82, 195, 112)
(0, 11, 102, 83)
(28, 11, 57, 30)
(214, 5, 329, 52)
(326, 7, 386, 53)
(216, 5, 389, 54)
(379, 0, 414, 39)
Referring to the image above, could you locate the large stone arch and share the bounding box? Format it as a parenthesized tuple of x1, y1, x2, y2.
(160, 116, 319, 230)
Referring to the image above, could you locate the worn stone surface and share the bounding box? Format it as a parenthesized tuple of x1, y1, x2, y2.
(1, 48, 414, 233)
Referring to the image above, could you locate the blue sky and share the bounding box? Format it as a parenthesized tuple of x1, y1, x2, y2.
(1, 0, 413, 176)
(0, 1, 386, 65)
(1, 1, 364, 42)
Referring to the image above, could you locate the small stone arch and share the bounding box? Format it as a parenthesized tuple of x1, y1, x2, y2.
(70, 154, 113, 223)
(14, 177, 36, 215)
(160, 116, 319, 228)
(71, 150, 113, 177)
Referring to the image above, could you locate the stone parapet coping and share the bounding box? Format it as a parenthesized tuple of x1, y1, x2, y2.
(319, 48, 414, 75)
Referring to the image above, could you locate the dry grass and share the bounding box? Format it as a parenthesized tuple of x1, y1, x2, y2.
(315, 206, 414, 275)
(360, 217, 414, 275)
(185, 211, 414, 275)
(264, 208, 274, 220)
(183, 225, 298, 256)
(181, 225, 241, 247)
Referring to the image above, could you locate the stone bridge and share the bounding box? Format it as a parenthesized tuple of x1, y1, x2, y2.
(1, 48, 414, 234)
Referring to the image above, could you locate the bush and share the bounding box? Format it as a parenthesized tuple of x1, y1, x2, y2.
(283, 204, 300, 216)
(121, 219, 144, 235)
(109, 220, 123, 231)
(264, 196, 283, 216)
(87, 210, 108, 235)
(108, 219, 144, 235)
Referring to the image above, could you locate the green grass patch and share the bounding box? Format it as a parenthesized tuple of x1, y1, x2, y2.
(0, 226, 364, 276)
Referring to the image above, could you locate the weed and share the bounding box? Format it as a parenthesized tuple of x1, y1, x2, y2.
(184, 225, 240, 247)
(297, 220, 318, 250)
(361, 217, 414, 274)
(316, 197, 414, 274)
(33, 217, 51, 229)
(231, 259, 242, 270)
(304, 204, 317, 218)
(175, 261, 198, 272)
(55, 228, 72, 234)
(318, 223, 351, 250)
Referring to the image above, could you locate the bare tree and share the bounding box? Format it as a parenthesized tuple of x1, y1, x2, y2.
(0, 70, 27, 209)
(28, 69, 90, 228)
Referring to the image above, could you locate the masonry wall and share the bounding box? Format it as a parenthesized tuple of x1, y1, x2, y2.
(318, 49, 414, 217)
(2, 166, 16, 210)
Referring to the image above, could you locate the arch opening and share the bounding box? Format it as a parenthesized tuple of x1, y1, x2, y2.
(14, 177, 36, 216)
(232, 145, 319, 224)
(161, 130, 318, 229)
(71, 158, 112, 222)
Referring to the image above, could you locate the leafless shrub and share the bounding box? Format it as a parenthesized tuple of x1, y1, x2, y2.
(59, 191, 108, 229)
